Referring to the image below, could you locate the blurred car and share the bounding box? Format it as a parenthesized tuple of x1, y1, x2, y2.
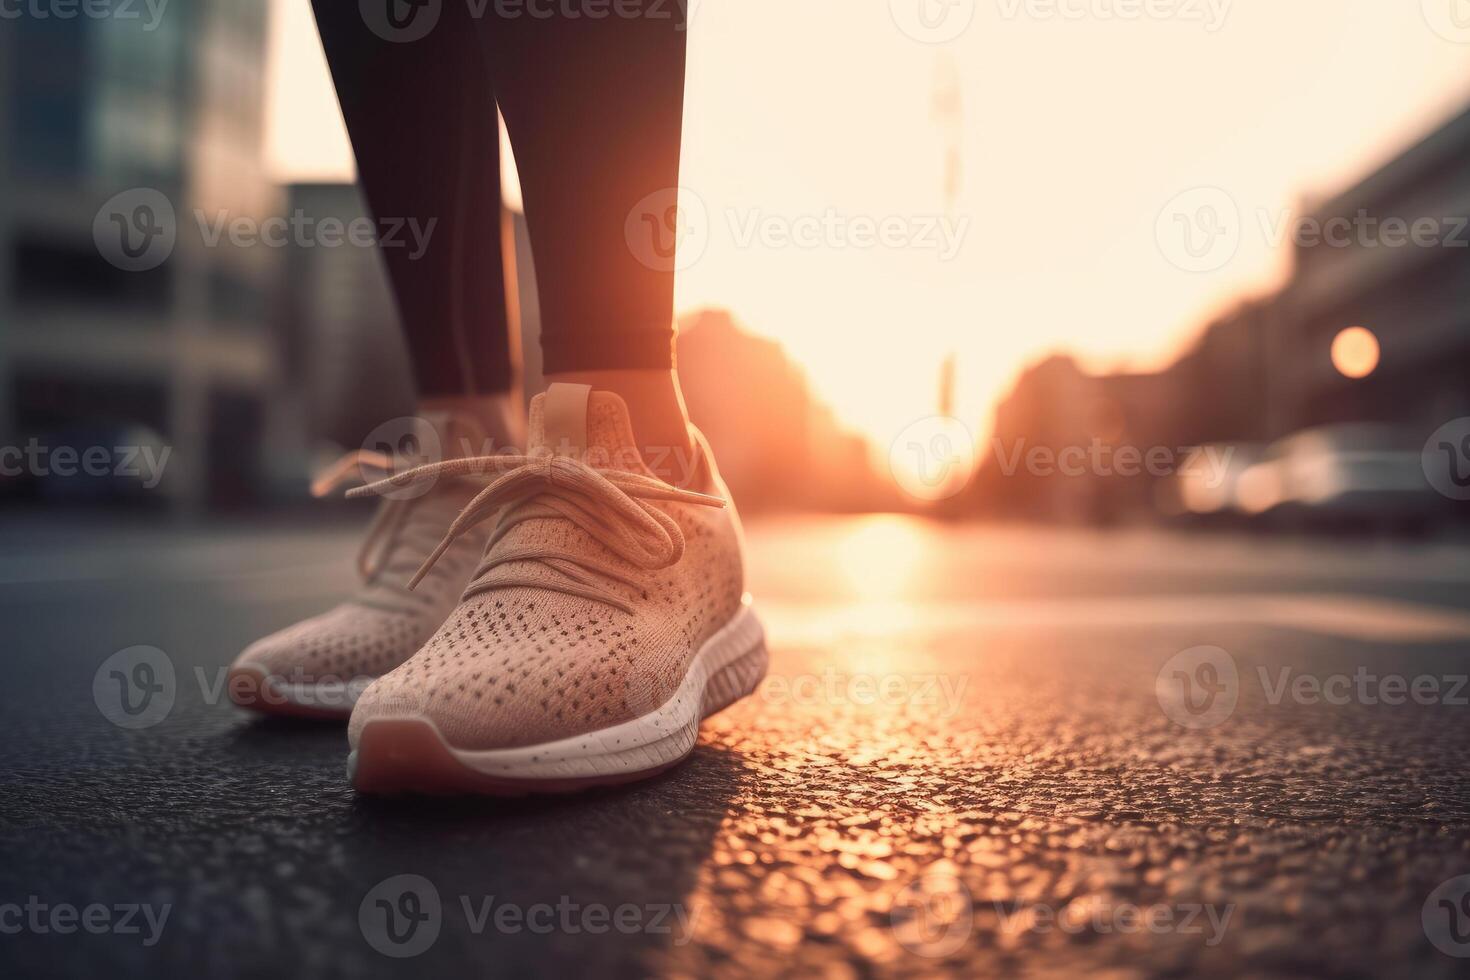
(1165, 425, 1440, 534)
(1165, 442, 1264, 527)
(1238, 424, 1437, 533)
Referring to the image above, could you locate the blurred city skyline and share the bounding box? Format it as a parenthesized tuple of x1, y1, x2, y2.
(265, 0, 1470, 456)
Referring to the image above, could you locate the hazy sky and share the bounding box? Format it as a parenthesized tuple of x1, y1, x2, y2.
(266, 0, 1470, 451)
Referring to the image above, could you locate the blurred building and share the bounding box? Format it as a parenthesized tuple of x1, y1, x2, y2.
(1270, 104, 1470, 437)
(976, 101, 1470, 526)
(677, 309, 886, 512)
(274, 197, 882, 512)
(974, 355, 1179, 523)
(277, 184, 538, 457)
(279, 183, 414, 454)
(1175, 299, 1273, 445)
(0, 2, 283, 513)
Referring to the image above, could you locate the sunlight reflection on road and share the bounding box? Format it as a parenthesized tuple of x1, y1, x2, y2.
(833, 515, 932, 601)
(653, 516, 1470, 975)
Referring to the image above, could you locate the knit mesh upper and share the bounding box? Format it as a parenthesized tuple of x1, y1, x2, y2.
(233, 414, 494, 686)
(347, 390, 746, 751)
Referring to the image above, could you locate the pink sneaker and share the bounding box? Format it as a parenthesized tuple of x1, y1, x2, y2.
(345, 384, 767, 794)
(228, 414, 496, 720)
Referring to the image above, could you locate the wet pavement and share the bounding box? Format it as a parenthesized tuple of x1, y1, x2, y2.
(3, 513, 1470, 977)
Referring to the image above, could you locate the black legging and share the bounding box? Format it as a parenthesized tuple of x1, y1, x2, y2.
(310, 0, 689, 397)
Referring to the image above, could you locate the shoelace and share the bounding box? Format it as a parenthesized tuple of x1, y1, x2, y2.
(346, 452, 725, 613)
(311, 450, 477, 613)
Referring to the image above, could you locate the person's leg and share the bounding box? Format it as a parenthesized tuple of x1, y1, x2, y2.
(310, 0, 522, 442)
(231, 6, 525, 719)
(336, 4, 767, 793)
(477, 4, 694, 461)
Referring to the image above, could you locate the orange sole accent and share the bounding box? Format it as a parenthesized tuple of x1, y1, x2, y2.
(349, 718, 689, 797)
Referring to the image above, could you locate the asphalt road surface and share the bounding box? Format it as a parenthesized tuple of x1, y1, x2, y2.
(4, 512, 1470, 978)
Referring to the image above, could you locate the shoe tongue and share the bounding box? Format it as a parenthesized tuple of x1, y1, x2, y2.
(528, 384, 644, 473)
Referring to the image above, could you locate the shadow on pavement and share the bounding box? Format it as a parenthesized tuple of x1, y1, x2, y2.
(325, 741, 746, 974)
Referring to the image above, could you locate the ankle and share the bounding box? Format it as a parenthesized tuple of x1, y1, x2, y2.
(543, 369, 694, 464)
(419, 392, 525, 454)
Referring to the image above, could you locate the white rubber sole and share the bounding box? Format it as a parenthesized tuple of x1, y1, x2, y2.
(348, 597, 768, 795)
